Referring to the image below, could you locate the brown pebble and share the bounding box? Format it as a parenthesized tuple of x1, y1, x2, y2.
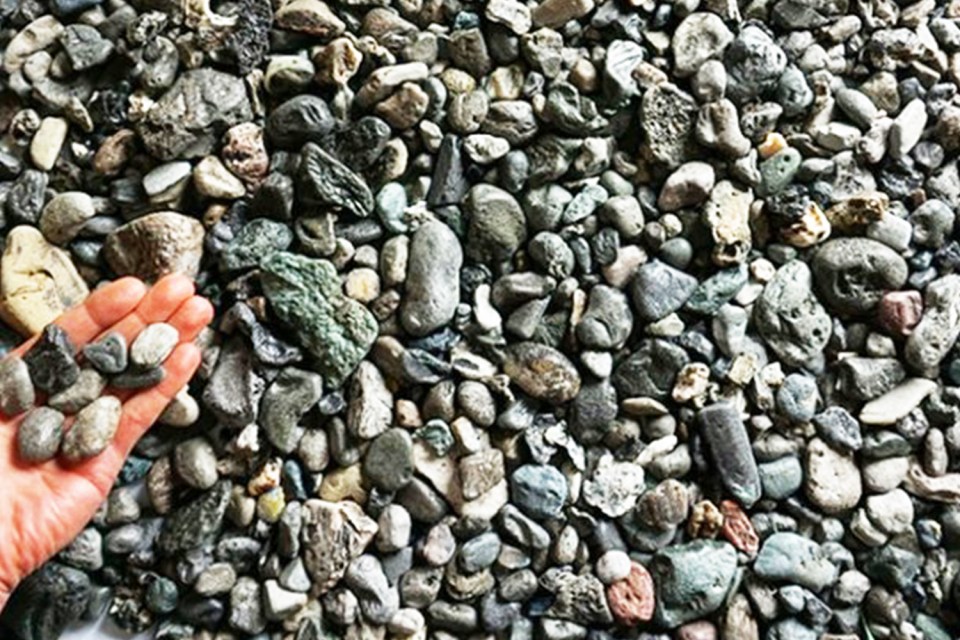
(677, 620, 718, 640)
(878, 289, 923, 336)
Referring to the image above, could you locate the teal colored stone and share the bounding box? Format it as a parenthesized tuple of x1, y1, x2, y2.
(261, 252, 378, 388)
(759, 147, 802, 196)
(145, 576, 179, 614)
(915, 613, 952, 640)
(220, 218, 294, 271)
(651, 540, 737, 628)
(562, 184, 607, 224)
(758, 455, 803, 500)
(754, 532, 837, 591)
(376, 182, 409, 234)
(415, 420, 455, 456)
(863, 544, 921, 590)
(684, 264, 749, 315)
(766, 618, 817, 640)
(118, 455, 154, 484)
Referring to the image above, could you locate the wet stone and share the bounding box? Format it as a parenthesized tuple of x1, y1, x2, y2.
(24, 324, 79, 395)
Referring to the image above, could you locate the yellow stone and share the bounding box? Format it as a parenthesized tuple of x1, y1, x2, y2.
(0, 225, 89, 335)
(757, 132, 787, 159)
(319, 464, 367, 503)
(257, 487, 286, 523)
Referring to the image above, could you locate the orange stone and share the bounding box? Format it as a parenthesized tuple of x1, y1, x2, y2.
(720, 499, 759, 556)
(607, 562, 655, 625)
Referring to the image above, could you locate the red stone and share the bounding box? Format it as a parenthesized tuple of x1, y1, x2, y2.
(720, 500, 759, 557)
(222, 123, 269, 187)
(607, 562, 655, 625)
(878, 290, 923, 337)
(677, 620, 718, 640)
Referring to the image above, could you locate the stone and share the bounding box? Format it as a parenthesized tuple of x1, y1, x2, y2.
(30, 117, 68, 171)
(812, 407, 862, 453)
(811, 239, 908, 316)
(1, 226, 89, 336)
(543, 571, 612, 625)
(658, 162, 716, 212)
(889, 98, 927, 159)
(576, 285, 633, 350)
(859, 378, 938, 425)
(630, 260, 698, 323)
(754, 260, 831, 367)
(0, 356, 35, 416)
(754, 532, 837, 591)
(909, 199, 955, 248)
(298, 142, 373, 219)
(805, 438, 862, 515)
(105, 212, 204, 281)
(24, 324, 79, 395)
(174, 437, 219, 490)
(301, 499, 378, 594)
(401, 220, 462, 337)
(703, 180, 754, 265)
(363, 428, 414, 492)
(510, 464, 568, 520)
(641, 84, 698, 168)
(260, 252, 378, 388)
(130, 323, 179, 369)
(82, 332, 127, 375)
(486, 0, 532, 34)
(698, 402, 761, 507)
(220, 219, 294, 272)
(48, 368, 105, 414)
(582, 454, 645, 518)
(3, 16, 64, 74)
(463, 184, 527, 264)
(60, 396, 122, 460)
(39, 192, 95, 246)
(651, 540, 737, 628)
(613, 339, 689, 400)
(1, 562, 91, 640)
(878, 290, 923, 336)
(672, 13, 734, 77)
(260, 367, 324, 453)
(347, 360, 392, 440)
(138, 69, 252, 160)
(724, 25, 787, 104)
(17, 406, 65, 462)
(905, 275, 960, 374)
(229, 578, 266, 634)
(275, 0, 344, 37)
(503, 342, 581, 404)
(265, 95, 335, 149)
(263, 580, 307, 621)
(60, 24, 112, 71)
(531, 0, 595, 28)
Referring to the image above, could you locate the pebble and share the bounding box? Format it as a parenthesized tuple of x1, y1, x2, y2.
(130, 323, 179, 369)
(699, 402, 761, 507)
(754, 533, 837, 591)
(503, 342, 581, 405)
(82, 332, 128, 375)
(24, 324, 79, 394)
(401, 220, 462, 336)
(859, 378, 938, 425)
(0, 356, 35, 416)
(39, 192, 95, 246)
(174, 437, 219, 490)
(30, 117, 69, 171)
(889, 98, 927, 159)
(60, 395, 122, 460)
(48, 368, 106, 414)
(17, 406, 65, 462)
(631, 260, 699, 323)
(651, 541, 737, 628)
(905, 275, 960, 374)
(510, 464, 568, 520)
(805, 438, 862, 515)
(595, 550, 632, 585)
(105, 212, 205, 281)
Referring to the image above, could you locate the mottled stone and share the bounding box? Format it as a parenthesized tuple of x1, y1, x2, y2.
(17, 406, 65, 462)
(301, 499, 378, 594)
(260, 367, 323, 453)
(503, 342, 581, 404)
(60, 396, 122, 460)
(651, 541, 737, 628)
(0, 356, 35, 416)
(104, 212, 204, 281)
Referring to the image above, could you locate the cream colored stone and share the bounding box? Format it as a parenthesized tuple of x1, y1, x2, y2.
(0, 226, 89, 335)
(30, 116, 68, 171)
(193, 156, 246, 199)
(3, 16, 63, 74)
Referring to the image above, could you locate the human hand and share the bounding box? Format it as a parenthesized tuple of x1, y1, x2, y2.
(0, 274, 213, 610)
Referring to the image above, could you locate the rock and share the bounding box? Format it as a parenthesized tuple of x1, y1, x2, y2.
(630, 260, 698, 322)
(30, 117, 68, 171)
(229, 577, 266, 634)
(138, 69, 252, 160)
(260, 367, 324, 453)
(60, 24, 112, 70)
(363, 428, 414, 491)
(576, 285, 633, 350)
(812, 407, 862, 453)
(298, 142, 373, 219)
(510, 464, 568, 520)
(265, 94, 335, 149)
(703, 180, 754, 266)
(531, 0, 595, 28)
(82, 332, 127, 375)
(174, 437, 219, 490)
(543, 570, 612, 625)
(17, 406, 65, 462)
(261, 252, 378, 388)
(724, 25, 787, 104)
(595, 550, 632, 585)
(651, 540, 737, 628)
(3, 16, 64, 74)
(24, 324, 79, 395)
(105, 212, 204, 281)
(613, 339, 689, 400)
(39, 192, 95, 246)
(274, 0, 344, 37)
(878, 290, 923, 336)
(130, 323, 179, 369)
(888, 98, 927, 159)
(1, 226, 89, 336)
(486, 0, 532, 34)
(909, 199, 955, 248)
(202, 336, 264, 428)
(754, 260, 831, 367)
(754, 532, 837, 591)
(641, 84, 698, 168)
(263, 580, 307, 621)
(158, 480, 232, 554)
(301, 499, 378, 594)
(1, 562, 91, 640)
(463, 184, 527, 264)
(401, 221, 462, 337)
(859, 378, 937, 425)
(503, 342, 581, 404)
(220, 218, 294, 272)
(811, 238, 908, 316)
(48, 368, 105, 414)
(582, 453, 645, 518)
(805, 438, 862, 514)
(60, 396, 122, 460)
(459, 449, 506, 501)
(0, 356, 35, 416)
(905, 275, 960, 374)
(672, 13, 734, 77)
(698, 402, 761, 507)
(658, 161, 716, 211)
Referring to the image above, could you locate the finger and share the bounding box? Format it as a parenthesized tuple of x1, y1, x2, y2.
(7, 277, 148, 359)
(86, 274, 196, 354)
(166, 295, 215, 345)
(113, 343, 201, 455)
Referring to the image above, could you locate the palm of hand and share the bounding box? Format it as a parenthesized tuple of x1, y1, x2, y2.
(0, 274, 213, 599)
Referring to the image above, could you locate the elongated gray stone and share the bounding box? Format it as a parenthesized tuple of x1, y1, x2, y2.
(754, 260, 831, 367)
(905, 274, 960, 375)
(260, 367, 324, 453)
(698, 402, 761, 507)
(0, 355, 35, 416)
(401, 220, 462, 337)
(17, 406, 65, 462)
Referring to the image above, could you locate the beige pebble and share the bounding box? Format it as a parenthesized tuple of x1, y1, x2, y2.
(30, 116, 68, 171)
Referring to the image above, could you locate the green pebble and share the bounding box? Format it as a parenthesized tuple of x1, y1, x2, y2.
(684, 264, 749, 315)
(759, 147, 802, 196)
(145, 576, 179, 614)
(220, 218, 294, 271)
